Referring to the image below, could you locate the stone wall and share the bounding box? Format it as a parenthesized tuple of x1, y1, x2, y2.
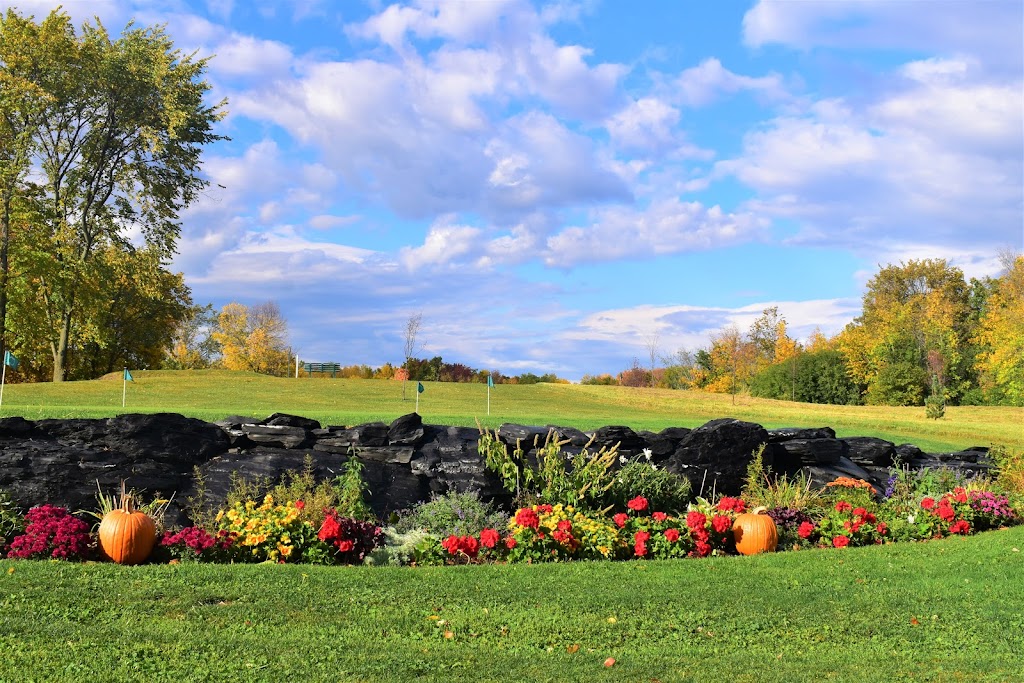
(0, 412, 992, 524)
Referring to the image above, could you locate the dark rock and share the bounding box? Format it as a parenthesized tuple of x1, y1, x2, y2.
(658, 427, 692, 440)
(546, 425, 591, 448)
(767, 426, 837, 442)
(241, 423, 311, 449)
(591, 425, 645, 454)
(388, 413, 425, 446)
(842, 437, 897, 467)
(774, 438, 849, 469)
(497, 423, 550, 446)
(103, 413, 229, 466)
(637, 430, 677, 461)
(0, 416, 35, 437)
(895, 444, 925, 464)
(264, 413, 321, 430)
(356, 447, 416, 465)
(353, 422, 390, 447)
(664, 418, 772, 495)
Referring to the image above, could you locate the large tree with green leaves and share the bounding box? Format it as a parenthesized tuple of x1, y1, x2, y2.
(0, 9, 224, 381)
(837, 259, 972, 405)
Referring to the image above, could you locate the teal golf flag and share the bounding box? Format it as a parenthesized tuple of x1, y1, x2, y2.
(124, 369, 134, 382)
(3, 350, 17, 370)
(417, 382, 424, 393)
(487, 375, 494, 388)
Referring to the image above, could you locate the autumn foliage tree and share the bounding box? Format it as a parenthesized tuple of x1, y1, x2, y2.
(972, 256, 1024, 405)
(211, 302, 291, 376)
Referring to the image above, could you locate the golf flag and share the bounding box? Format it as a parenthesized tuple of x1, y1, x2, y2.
(122, 368, 133, 408)
(415, 381, 424, 413)
(0, 350, 16, 408)
(486, 375, 494, 415)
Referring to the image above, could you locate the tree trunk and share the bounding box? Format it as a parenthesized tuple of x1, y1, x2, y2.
(51, 310, 73, 382)
(0, 193, 10, 364)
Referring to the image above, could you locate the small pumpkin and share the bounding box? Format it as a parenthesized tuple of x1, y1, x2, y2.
(732, 506, 778, 555)
(98, 495, 156, 565)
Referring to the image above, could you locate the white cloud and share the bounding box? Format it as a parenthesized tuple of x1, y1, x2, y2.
(674, 58, 786, 107)
(399, 219, 482, 271)
(605, 97, 680, 152)
(544, 199, 769, 266)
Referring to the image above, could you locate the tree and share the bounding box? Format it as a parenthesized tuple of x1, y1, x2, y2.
(212, 301, 291, 375)
(643, 334, 659, 388)
(972, 256, 1024, 405)
(163, 304, 218, 370)
(1, 9, 224, 381)
(402, 312, 421, 399)
(837, 259, 972, 405)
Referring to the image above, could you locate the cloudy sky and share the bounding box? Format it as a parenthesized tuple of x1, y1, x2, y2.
(19, 0, 1023, 380)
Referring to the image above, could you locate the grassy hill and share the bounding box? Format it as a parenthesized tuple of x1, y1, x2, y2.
(1, 369, 1020, 453)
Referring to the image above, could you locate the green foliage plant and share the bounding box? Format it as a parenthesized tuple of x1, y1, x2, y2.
(0, 489, 24, 553)
(478, 424, 619, 509)
(83, 480, 175, 533)
(332, 452, 375, 522)
(366, 527, 437, 566)
(602, 449, 692, 513)
(741, 444, 825, 513)
(989, 445, 1024, 495)
(393, 489, 508, 538)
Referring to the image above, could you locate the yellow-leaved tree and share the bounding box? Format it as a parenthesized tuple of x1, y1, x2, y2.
(972, 256, 1024, 405)
(212, 301, 291, 376)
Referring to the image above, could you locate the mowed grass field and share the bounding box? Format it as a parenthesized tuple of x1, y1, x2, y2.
(1, 527, 1022, 682)
(1, 369, 1021, 453)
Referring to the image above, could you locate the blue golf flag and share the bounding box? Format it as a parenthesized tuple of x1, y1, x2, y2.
(417, 381, 424, 393)
(3, 350, 17, 370)
(124, 369, 134, 382)
(487, 375, 494, 388)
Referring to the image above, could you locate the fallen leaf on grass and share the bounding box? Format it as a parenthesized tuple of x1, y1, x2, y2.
(606, 616, 617, 624)
(7, 567, 13, 574)
(443, 630, 454, 640)
(604, 658, 616, 668)
(910, 617, 920, 626)
(566, 644, 580, 654)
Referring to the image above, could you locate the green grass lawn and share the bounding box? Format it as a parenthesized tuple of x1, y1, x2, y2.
(1, 526, 1022, 683)
(1, 369, 1020, 453)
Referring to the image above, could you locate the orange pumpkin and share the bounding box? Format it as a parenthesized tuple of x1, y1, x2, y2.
(732, 506, 778, 555)
(98, 495, 156, 565)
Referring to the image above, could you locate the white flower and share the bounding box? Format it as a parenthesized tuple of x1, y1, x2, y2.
(619, 455, 627, 464)
(642, 448, 653, 461)
(650, 464, 658, 471)
(907, 514, 916, 524)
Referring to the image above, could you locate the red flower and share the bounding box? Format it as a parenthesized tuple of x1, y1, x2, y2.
(479, 528, 500, 549)
(634, 531, 651, 543)
(634, 541, 648, 557)
(937, 505, 955, 522)
(833, 535, 850, 548)
(537, 504, 553, 514)
(556, 519, 573, 533)
(514, 508, 540, 529)
(505, 537, 517, 549)
(921, 497, 936, 510)
(692, 528, 710, 544)
(652, 511, 668, 522)
(664, 528, 680, 543)
(685, 511, 707, 531)
(295, 500, 305, 510)
(710, 514, 732, 534)
(863, 512, 877, 524)
(441, 535, 460, 555)
(852, 507, 867, 517)
(850, 522, 862, 533)
(318, 515, 341, 542)
(798, 521, 815, 539)
(949, 520, 971, 535)
(627, 496, 649, 512)
(336, 539, 354, 553)
(613, 513, 629, 528)
(694, 541, 711, 557)
(835, 501, 852, 513)
(953, 488, 968, 504)
(716, 497, 747, 513)
(552, 530, 572, 544)
(875, 522, 888, 535)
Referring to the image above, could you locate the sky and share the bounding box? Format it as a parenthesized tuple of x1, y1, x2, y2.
(14, 0, 1024, 380)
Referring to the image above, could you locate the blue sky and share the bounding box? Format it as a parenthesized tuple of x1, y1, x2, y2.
(20, 0, 1024, 380)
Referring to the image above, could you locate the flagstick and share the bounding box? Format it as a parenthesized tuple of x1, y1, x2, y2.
(0, 361, 6, 409)
(122, 367, 127, 408)
(415, 389, 419, 414)
(487, 383, 490, 416)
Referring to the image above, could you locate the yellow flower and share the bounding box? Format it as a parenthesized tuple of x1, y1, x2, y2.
(278, 544, 293, 558)
(215, 510, 224, 522)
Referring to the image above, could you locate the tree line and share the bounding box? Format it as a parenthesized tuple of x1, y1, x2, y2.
(590, 256, 1023, 407)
